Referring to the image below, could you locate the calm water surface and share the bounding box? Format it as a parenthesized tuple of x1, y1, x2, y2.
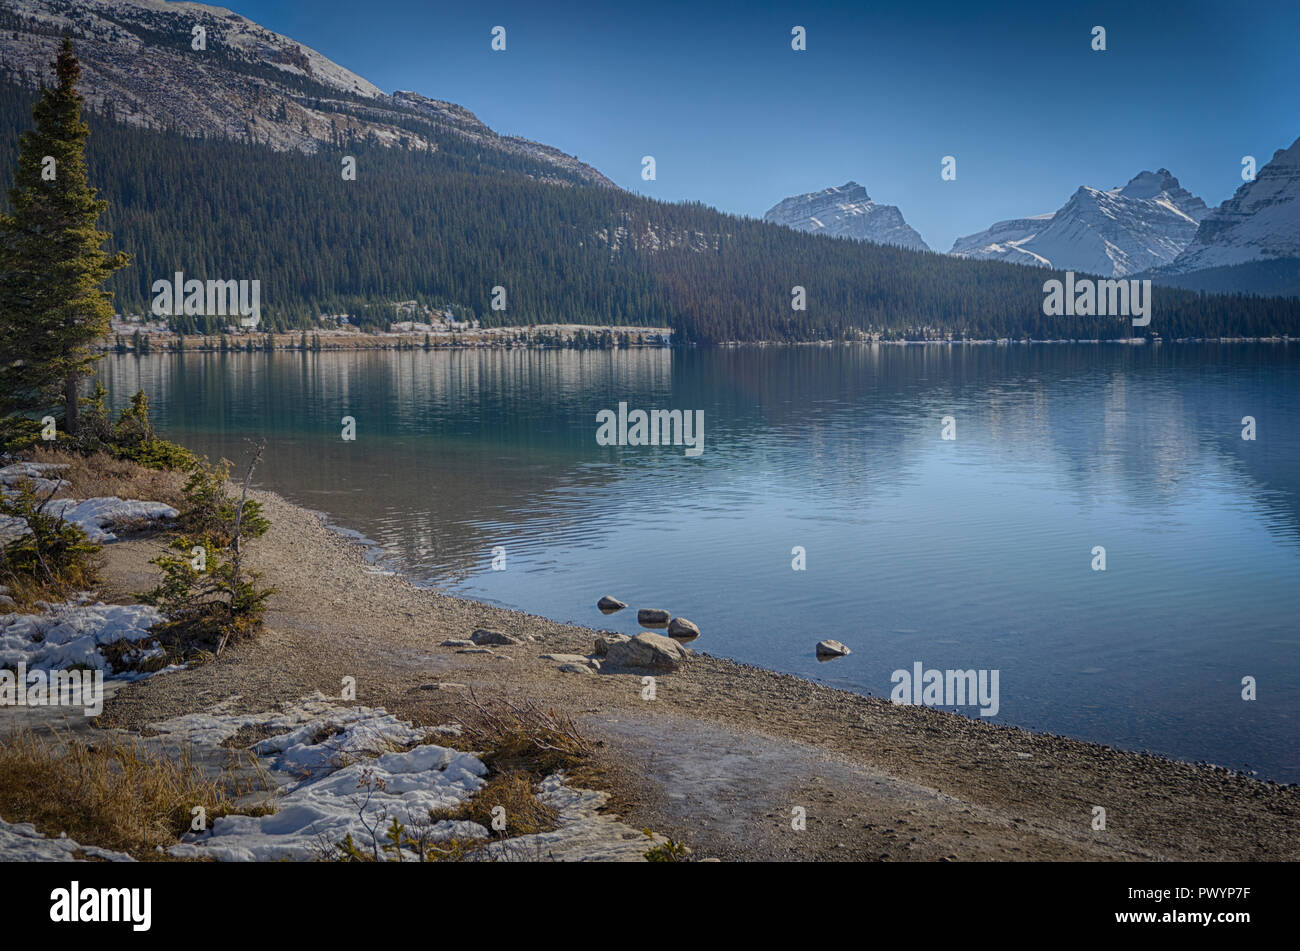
(97, 345, 1300, 781)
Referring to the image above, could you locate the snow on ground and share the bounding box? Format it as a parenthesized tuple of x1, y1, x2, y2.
(0, 599, 166, 676)
(477, 775, 668, 862)
(0, 489, 177, 545)
(0, 462, 69, 496)
(0, 691, 673, 862)
(0, 819, 134, 862)
(44, 498, 178, 543)
(157, 695, 491, 861)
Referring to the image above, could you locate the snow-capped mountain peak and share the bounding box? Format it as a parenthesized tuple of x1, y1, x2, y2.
(1164, 137, 1300, 273)
(950, 169, 1209, 276)
(763, 182, 931, 252)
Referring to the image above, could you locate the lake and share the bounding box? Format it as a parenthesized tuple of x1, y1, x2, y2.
(96, 343, 1300, 782)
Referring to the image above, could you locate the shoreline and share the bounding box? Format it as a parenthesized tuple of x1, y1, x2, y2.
(93, 331, 1297, 353)
(87, 486, 1300, 861)
(296, 504, 1288, 784)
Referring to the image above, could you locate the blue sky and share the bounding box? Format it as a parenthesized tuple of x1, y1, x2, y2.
(225, 0, 1299, 251)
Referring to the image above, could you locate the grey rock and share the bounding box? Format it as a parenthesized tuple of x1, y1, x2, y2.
(594, 633, 631, 656)
(471, 629, 521, 646)
(557, 663, 594, 675)
(667, 617, 701, 641)
(636, 608, 670, 628)
(456, 648, 494, 655)
(815, 639, 851, 658)
(440, 639, 475, 648)
(597, 596, 627, 612)
(541, 653, 594, 666)
(604, 633, 689, 671)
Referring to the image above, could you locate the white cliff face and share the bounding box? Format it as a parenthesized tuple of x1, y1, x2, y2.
(763, 182, 931, 252)
(1165, 137, 1300, 272)
(950, 170, 1209, 276)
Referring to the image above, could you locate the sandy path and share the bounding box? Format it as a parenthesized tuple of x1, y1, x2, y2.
(92, 491, 1300, 861)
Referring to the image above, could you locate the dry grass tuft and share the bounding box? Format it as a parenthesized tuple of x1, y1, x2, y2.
(431, 770, 558, 837)
(455, 689, 594, 775)
(0, 563, 100, 613)
(28, 447, 185, 507)
(0, 727, 270, 857)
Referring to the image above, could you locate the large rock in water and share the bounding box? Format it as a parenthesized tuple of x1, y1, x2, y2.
(597, 596, 627, 612)
(604, 633, 688, 671)
(815, 639, 851, 658)
(637, 608, 670, 627)
(667, 617, 700, 642)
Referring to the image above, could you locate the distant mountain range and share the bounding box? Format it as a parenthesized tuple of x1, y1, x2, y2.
(950, 169, 1209, 276)
(1, 0, 1297, 339)
(762, 182, 931, 252)
(1149, 137, 1300, 296)
(768, 145, 1300, 296)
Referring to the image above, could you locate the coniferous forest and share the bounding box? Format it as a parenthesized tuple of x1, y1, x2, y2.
(2, 79, 1297, 343)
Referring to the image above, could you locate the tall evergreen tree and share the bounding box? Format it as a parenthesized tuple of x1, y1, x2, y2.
(0, 37, 128, 435)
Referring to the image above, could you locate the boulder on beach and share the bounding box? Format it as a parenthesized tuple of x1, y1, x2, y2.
(470, 629, 521, 646)
(667, 617, 700, 642)
(440, 639, 475, 648)
(636, 608, 670, 628)
(594, 633, 631, 656)
(597, 596, 627, 612)
(604, 633, 688, 671)
(541, 653, 595, 666)
(815, 639, 851, 659)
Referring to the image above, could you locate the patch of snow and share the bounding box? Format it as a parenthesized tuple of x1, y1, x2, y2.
(0, 819, 134, 862)
(157, 698, 489, 861)
(476, 775, 671, 862)
(46, 498, 178, 543)
(0, 496, 176, 545)
(0, 600, 165, 676)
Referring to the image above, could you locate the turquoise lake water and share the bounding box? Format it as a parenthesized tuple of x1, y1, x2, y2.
(98, 344, 1300, 781)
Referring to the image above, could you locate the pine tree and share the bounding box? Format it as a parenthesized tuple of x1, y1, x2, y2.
(0, 37, 128, 434)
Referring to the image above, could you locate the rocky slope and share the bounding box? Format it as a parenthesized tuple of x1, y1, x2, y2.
(1163, 137, 1300, 273)
(950, 169, 1209, 277)
(0, 0, 613, 186)
(763, 182, 931, 252)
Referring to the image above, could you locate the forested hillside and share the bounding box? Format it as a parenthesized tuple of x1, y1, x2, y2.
(3, 80, 1298, 342)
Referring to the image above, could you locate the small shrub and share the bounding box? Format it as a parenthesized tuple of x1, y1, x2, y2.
(177, 458, 269, 545)
(644, 833, 692, 862)
(0, 484, 101, 598)
(138, 533, 273, 656)
(137, 443, 273, 656)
